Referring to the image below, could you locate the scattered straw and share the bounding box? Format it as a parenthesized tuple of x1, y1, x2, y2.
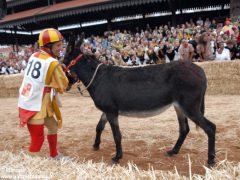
(0, 150, 239, 179)
(188, 154, 192, 180)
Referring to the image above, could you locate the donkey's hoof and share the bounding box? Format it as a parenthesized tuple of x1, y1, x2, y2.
(111, 157, 119, 165)
(207, 159, 216, 168)
(165, 150, 177, 157)
(93, 145, 100, 151)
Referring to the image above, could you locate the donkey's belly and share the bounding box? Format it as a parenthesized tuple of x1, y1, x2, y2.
(119, 104, 172, 118)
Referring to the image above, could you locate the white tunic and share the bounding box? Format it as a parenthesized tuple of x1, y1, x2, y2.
(18, 53, 57, 111)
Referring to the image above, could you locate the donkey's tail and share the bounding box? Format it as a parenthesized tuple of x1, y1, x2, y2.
(196, 91, 205, 130)
(200, 91, 205, 116)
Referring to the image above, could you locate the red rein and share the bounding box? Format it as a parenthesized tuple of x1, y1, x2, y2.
(64, 54, 83, 80)
(64, 54, 83, 72)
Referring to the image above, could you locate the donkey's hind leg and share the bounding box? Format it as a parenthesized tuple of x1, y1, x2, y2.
(166, 106, 189, 156)
(93, 113, 108, 151)
(182, 106, 216, 166)
(192, 113, 216, 166)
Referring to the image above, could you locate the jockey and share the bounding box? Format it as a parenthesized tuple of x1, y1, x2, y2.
(18, 28, 69, 159)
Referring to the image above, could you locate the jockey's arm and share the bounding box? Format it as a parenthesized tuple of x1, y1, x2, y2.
(49, 63, 69, 94)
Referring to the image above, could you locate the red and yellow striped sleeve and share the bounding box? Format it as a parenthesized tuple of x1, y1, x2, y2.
(48, 63, 69, 93)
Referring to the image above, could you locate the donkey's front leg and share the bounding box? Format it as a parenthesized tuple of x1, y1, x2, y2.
(93, 113, 108, 150)
(106, 112, 122, 164)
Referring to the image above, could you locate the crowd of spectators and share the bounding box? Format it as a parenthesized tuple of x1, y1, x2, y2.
(0, 47, 33, 75)
(79, 17, 240, 66)
(1, 17, 240, 75)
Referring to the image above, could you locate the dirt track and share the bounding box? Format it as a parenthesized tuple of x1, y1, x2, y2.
(0, 93, 240, 176)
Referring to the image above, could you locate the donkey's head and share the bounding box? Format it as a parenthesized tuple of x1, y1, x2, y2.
(63, 35, 101, 91)
(63, 36, 84, 90)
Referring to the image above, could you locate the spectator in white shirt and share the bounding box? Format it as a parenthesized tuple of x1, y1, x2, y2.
(165, 45, 179, 63)
(215, 41, 231, 61)
(196, 17, 204, 26)
(0, 62, 10, 75)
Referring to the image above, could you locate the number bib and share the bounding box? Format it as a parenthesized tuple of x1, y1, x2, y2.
(25, 57, 47, 83)
(18, 53, 57, 111)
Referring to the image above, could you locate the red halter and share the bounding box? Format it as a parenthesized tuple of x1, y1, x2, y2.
(65, 54, 83, 72)
(64, 54, 83, 80)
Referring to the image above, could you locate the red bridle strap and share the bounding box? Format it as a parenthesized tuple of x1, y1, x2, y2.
(64, 54, 83, 73)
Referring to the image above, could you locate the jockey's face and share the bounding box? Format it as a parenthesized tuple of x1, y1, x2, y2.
(52, 41, 63, 57)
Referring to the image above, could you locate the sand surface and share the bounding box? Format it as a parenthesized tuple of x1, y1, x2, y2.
(0, 93, 239, 176)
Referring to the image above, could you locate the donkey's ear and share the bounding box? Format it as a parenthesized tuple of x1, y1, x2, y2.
(69, 35, 76, 49)
(75, 37, 85, 54)
(75, 32, 85, 48)
(75, 38, 83, 49)
(65, 35, 76, 55)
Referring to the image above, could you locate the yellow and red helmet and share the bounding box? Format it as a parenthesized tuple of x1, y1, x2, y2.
(39, 28, 63, 47)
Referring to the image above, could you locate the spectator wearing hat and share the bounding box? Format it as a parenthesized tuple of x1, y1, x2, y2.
(222, 18, 234, 36)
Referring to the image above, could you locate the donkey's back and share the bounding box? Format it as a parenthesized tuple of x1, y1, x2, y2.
(94, 61, 206, 117)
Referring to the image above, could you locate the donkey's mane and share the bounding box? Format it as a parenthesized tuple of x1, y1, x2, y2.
(83, 54, 99, 62)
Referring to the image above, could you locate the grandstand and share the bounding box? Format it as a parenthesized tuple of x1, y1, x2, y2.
(0, 0, 230, 45)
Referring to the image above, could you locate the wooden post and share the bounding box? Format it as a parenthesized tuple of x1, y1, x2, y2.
(14, 26, 18, 53)
(0, 0, 7, 19)
(168, 0, 177, 27)
(230, 0, 240, 22)
(179, 0, 183, 24)
(107, 18, 112, 31)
